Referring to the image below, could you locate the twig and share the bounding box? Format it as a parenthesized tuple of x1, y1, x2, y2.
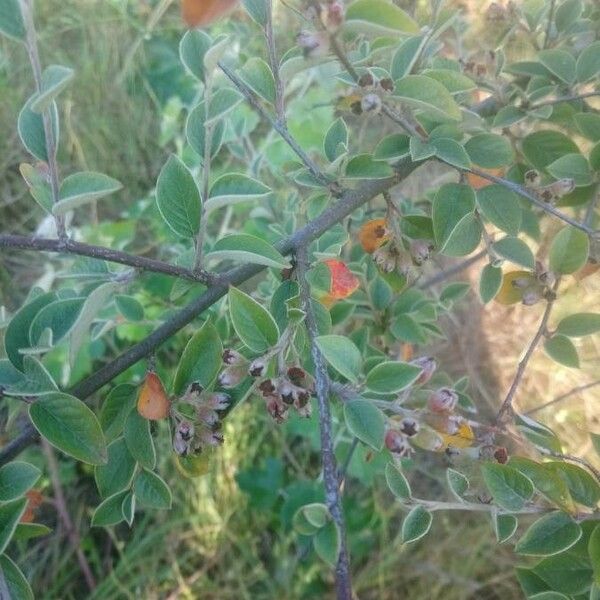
(218, 62, 331, 187)
(525, 379, 600, 415)
(496, 279, 561, 424)
(464, 167, 595, 235)
(20, 0, 66, 239)
(528, 91, 600, 110)
(41, 439, 96, 591)
(543, 0, 556, 49)
(417, 249, 487, 289)
(0, 234, 217, 284)
(0, 157, 422, 466)
(538, 449, 600, 484)
(296, 244, 352, 600)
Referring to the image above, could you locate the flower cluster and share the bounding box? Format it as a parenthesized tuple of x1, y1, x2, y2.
(171, 383, 230, 456)
(372, 237, 434, 283)
(512, 261, 556, 306)
(219, 348, 314, 424)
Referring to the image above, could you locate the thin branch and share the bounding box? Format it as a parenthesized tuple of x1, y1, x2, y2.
(417, 249, 487, 289)
(20, 0, 66, 240)
(538, 449, 600, 484)
(0, 234, 216, 284)
(296, 244, 352, 600)
(528, 91, 600, 110)
(42, 439, 96, 591)
(464, 167, 595, 235)
(496, 279, 560, 424)
(218, 62, 331, 187)
(0, 157, 422, 466)
(525, 379, 600, 415)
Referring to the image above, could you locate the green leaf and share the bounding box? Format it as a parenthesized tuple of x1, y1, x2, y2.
(315, 335, 362, 383)
(5, 356, 57, 397)
(203, 35, 230, 76)
(123, 410, 156, 470)
(0, 0, 25, 41)
(385, 462, 411, 500)
(465, 134, 514, 169)
(29, 392, 107, 465)
(0, 461, 41, 502)
(401, 505, 433, 544)
(590, 524, 600, 586)
(446, 468, 469, 500)
(432, 138, 471, 169)
(134, 469, 172, 510)
(394, 75, 461, 123)
(228, 287, 279, 353)
(206, 173, 271, 212)
(515, 415, 562, 454)
(91, 490, 128, 527)
(206, 234, 290, 269)
(20, 162, 53, 212)
(533, 551, 593, 595)
(173, 321, 222, 395)
(423, 69, 476, 94)
(555, 0, 583, 32)
(0, 498, 27, 553)
(94, 437, 136, 498)
(576, 41, 600, 83)
(345, 0, 419, 35)
(69, 281, 119, 368)
(115, 295, 144, 322)
(547, 154, 592, 187)
(313, 521, 340, 566)
(549, 227, 589, 274)
(494, 513, 518, 543)
(409, 136, 435, 161)
(4, 292, 55, 369)
(29, 297, 84, 345)
(239, 57, 275, 104)
(441, 213, 482, 257)
(206, 87, 243, 124)
(479, 264, 503, 304)
(373, 133, 410, 161)
(390, 35, 424, 79)
(53, 171, 122, 215)
(30, 65, 75, 113)
(0, 555, 33, 600)
(156, 155, 201, 238)
(556, 313, 600, 337)
(345, 154, 394, 179)
(432, 183, 475, 249)
(492, 237, 535, 269)
(539, 49, 577, 84)
(343, 399, 385, 451)
(549, 462, 600, 508)
(516, 512, 582, 556)
(476, 184, 522, 235)
(544, 335, 580, 368)
(13, 523, 51, 542)
(186, 101, 225, 159)
(481, 463, 534, 512)
(100, 383, 137, 443)
(243, 0, 268, 25)
(179, 29, 211, 81)
(365, 360, 422, 393)
(492, 106, 526, 128)
(301, 503, 329, 529)
(18, 95, 59, 162)
(521, 131, 580, 171)
(324, 117, 348, 163)
(122, 492, 135, 526)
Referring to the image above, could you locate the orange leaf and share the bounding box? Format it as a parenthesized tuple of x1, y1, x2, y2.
(324, 259, 359, 300)
(359, 218, 389, 253)
(495, 270, 534, 305)
(466, 167, 504, 190)
(20, 489, 43, 523)
(137, 372, 171, 421)
(182, 0, 239, 27)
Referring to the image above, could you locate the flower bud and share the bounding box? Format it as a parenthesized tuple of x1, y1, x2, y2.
(266, 397, 288, 423)
(494, 447, 509, 464)
(322, 0, 345, 32)
(427, 388, 458, 413)
(384, 430, 413, 457)
(358, 72, 374, 87)
(197, 406, 219, 427)
(399, 417, 419, 437)
(297, 30, 329, 58)
(522, 288, 542, 306)
(259, 378, 277, 397)
(361, 93, 382, 114)
(379, 78, 394, 92)
(411, 356, 437, 385)
(287, 366, 306, 385)
(410, 240, 433, 266)
(206, 392, 230, 411)
(222, 349, 245, 366)
(218, 365, 246, 388)
(248, 358, 267, 378)
(373, 245, 397, 273)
